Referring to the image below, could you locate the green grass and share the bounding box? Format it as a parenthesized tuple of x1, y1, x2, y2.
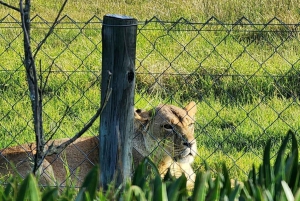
(0, 0, 300, 181)
(1, 0, 299, 22)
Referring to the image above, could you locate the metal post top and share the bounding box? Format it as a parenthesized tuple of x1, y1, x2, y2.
(105, 14, 136, 20)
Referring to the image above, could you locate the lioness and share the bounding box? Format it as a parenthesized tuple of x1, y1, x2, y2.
(0, 102, 197, 187)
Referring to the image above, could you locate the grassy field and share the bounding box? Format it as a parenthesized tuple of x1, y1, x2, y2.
(0, 0, 300, 181)
(1, 0, 299, 22)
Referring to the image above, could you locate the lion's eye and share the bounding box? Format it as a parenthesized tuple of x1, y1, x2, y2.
(163, 124, 173, 130)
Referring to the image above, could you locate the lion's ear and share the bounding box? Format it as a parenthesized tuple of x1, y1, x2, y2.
(184, 101, 197, 117)
(134, 108, 151, 123)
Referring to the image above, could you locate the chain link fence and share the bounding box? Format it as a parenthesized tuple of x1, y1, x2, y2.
(0, 14, 299, 186)
(135, 17, 300, 180)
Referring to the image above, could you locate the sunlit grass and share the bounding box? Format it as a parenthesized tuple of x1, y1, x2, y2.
(1, 0, 299, 23)
(0, 0, 299, 181)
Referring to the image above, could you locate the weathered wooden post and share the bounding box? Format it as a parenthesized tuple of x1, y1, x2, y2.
(99, 14, 137, 190)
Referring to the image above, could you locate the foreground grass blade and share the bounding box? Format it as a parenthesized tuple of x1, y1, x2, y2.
(258, 165, 264, 187)
(16, 174, 40, 201)
(3, 181, 13, 200)
(294, 188, 300, 201)
(132, 160, 147, 190)
(263, 139, 271, 189)
(42, 188, 59, 201)
(124, 186, 147, 201)
(289, 131, 299, 193)
(281, 181, 294, 201)
(274, 131, 290, 177)
(247, 164, 257, 186)
(75, 188, 87, 201)
(75, 165, 99, 201)
(167, 174, 187, 201)
(153, 175, 168, 201)
(143, 157, 160, 176)
(273, 130, 299, 196)
(221, 163, 231, 195)
(229, 184, 241, 201)
(191, 172, 207, 201)
(132, 157, 161, 192)
(284, 151, 297, 184)
(206, 175, 221, 200)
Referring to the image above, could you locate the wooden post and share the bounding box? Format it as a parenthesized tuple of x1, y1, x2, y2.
(99, 14, 137, 189)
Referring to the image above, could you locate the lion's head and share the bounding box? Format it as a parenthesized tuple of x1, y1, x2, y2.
(133, 101, 197, 178)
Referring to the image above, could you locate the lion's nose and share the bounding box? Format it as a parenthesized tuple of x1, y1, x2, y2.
(183, 142, 189, 147)
(183, 142, 191, 148)
(183, 141, 196, 148)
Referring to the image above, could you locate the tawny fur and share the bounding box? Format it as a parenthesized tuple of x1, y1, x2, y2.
(0, 102, 197, 188)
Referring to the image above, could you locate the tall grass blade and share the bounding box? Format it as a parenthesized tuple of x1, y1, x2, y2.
(292, 164, 300, 196)
(258, 165, 264, 187)
(240, 185, 252, 200)
(247, 164, 257, 187)
(84, 192, 92, 201)
(76, 165, 99, 201)
(143, 157, 160, 176)
(42, 188, 59, 201)
(247, 179, 259, 200)
(16, 180, 27, 200)
(3, 182, 13, 200)
(191, 172, 207, 201)
(204, 161, 210, 171)
(253, 185, 264, 201)
(132, 157, 160, 191)
(294, 188, 300, 201)
(153, 175, 168, 201)
(284, 151, 296, 185)
(289, 131, 299, 193)
(75, 188, 87, 201)
(124, 186, 147, 201)
(221, 163, 231, 195)
(263, 139, 271, 189)
(167, 174, 187, 201)
(274, 131, 291, 194)
(229, 185, 241, 201)
(132, 160, 147, 190)
(274, 131, 290, 177)
(16, 174, 40, 201)
(281, 181, 294, 201)
(206, 175, 220, 200)
(163, 168, 176, 183)
(264, 189, 274, 201)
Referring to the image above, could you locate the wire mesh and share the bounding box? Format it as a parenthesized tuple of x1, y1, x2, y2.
(0, 14, 299, 186)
